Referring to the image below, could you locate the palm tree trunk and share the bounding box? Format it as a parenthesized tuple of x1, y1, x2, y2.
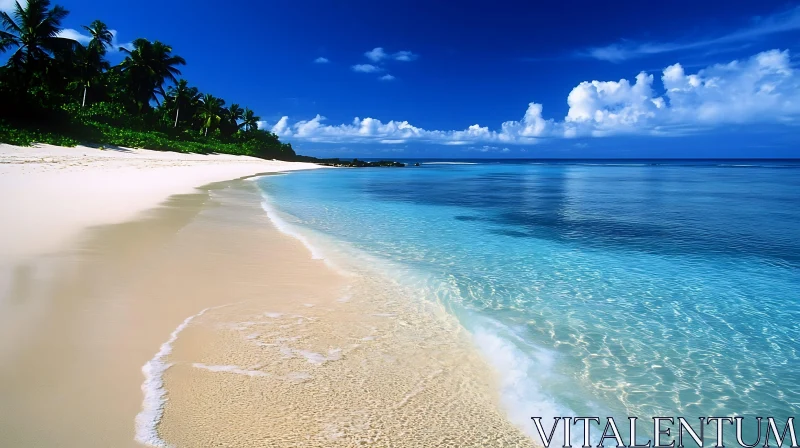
(82, 86, 87, 108)
(174, 107, 180, 128)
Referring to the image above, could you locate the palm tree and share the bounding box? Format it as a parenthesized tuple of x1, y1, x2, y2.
(166, 79, 201, 128)
(76, 20, 112, 107)
(118, 38, 185, 111)
(0, 0, 76, 75)
(198, 93, 224, 137)
(82, 20, 112, 55)
(72, 45, 107, 106)
(226, 103, 244, 127)
(242, 108, 260, 132)
(219, 103, 244, 137)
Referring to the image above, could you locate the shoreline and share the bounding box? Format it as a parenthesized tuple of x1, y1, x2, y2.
(0, 144, 533, 446)
(156, 181, 532, 446)
(0, 143, 325, 261)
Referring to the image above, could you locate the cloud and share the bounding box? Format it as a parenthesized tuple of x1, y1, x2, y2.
(563, 49, 800, 137)
(355, 48, 417, 81)
(363, 47, 418, 62)
(269, 116, 291, 135)
(269, 49, 800, 145)
(393, 51, 418, 61)
(352, 64, 383, 73)
(266, 102, 551, 145)
(314, 57, 330, 64)
(584, 6, 800, 62)
(115, 35, 134, 51)
(364, 47, 388, 62)
(57, 28, 92, 45)
(563, 72, 664, 136)
(56, 28, 133, 52)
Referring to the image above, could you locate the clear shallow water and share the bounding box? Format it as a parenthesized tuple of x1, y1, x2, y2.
(257, 160, 800, 431)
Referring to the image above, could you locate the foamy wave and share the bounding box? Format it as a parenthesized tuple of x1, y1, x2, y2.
(298, 348, 342, 364)
(243, 173, 286, 182)
(470, 317, 578, 441)
(135, 306, 218, 447)
(277, 346, 343, 364)
(259, 199, 324, 260)
(192, 363, 269, 377)
(423, 162, 478, 165)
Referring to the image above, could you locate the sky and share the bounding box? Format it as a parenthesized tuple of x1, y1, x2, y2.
(4, 0, 800, 158)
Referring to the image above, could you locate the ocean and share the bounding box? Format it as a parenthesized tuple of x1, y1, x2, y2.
(256, 159, 800, 436)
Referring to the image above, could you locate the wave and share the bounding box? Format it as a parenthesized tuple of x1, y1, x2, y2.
(423, 162, 479, 165)
(259, 198, 325, 260)
(192, 363, 269, 377)
(259, 193, 362, 278)
(135, 306, 224, 447)
(469, 316, 579, 440)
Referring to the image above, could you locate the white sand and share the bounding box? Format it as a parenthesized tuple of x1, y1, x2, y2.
(0, 145, 532, 446)
(0, 143, 324, 260)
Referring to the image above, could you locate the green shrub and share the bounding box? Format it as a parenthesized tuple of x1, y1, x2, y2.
(0, 121, 79, 147)
(1, 111, 296, 160)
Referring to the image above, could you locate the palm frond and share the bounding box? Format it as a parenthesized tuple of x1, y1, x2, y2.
(0, 11, 20, 34)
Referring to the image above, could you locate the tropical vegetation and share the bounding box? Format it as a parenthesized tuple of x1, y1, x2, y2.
(0, 0, 296, 159)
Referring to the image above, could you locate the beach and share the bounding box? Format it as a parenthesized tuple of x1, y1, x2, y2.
(0, 144, 532, 447)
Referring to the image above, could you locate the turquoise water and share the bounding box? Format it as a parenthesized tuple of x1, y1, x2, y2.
(257, 160, 800, 431)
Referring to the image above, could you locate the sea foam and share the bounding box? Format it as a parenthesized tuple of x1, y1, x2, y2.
(258, 193, 357, 278)
(134, 306, 219, 447)
(192, 363, 269, 377)
(470, 316, 591, 443)
(259, 198, 324, 260)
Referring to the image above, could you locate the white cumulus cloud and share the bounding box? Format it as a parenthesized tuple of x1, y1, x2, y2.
(352, 64, 382, 73)
(379, 74, 395, 81)
(314, 57, 329, 64)
(660, 50, 799, 124)
(267, 49, 800, 145)
(563, 72, 665, 136)
(265, 102, 551, 145)
(563, 49, 800, 137)
(364, 47, 387, 62)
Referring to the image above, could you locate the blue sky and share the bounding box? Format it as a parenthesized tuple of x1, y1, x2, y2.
(6, 0, 800, 158)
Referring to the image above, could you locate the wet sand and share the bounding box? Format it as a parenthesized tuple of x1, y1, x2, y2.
(0, 169, 533, 446)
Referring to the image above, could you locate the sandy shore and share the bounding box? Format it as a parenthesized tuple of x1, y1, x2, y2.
(0, 144, 532, 446)
(0, 143, 321, 260)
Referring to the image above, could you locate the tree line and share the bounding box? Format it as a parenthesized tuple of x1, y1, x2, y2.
(0, 0, 295, 159)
